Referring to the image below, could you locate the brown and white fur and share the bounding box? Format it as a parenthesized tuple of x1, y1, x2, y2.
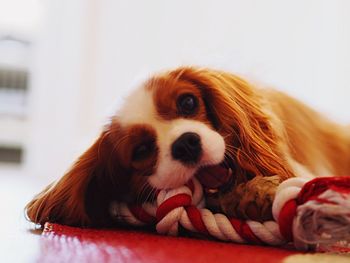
(26, 67, 350, 227)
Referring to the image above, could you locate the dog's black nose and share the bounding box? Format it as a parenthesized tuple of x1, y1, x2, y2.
(171, 132, 202, 165)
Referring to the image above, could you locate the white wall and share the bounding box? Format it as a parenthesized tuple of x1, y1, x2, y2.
(93, 0, 350, 122)
(25, 0, 89, 181)
(27, 0, 350, 181)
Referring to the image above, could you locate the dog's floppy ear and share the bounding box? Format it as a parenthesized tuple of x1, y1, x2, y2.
(26, 129, 128, 227)
(175, 67, 293, 181)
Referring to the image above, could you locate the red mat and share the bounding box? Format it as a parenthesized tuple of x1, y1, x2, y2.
(37, 223, 299, 263)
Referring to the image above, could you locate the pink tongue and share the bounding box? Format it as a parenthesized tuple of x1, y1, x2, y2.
(195, 165, 232, 189)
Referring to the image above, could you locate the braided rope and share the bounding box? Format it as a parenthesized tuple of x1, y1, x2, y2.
(110, 176, 350, 250)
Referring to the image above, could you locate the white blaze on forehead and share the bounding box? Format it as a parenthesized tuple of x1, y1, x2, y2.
(117, 87, 156, 126)
(117, 86, 171, 139)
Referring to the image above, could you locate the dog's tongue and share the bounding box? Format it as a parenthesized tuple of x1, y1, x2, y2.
(195, 165, 232, 189)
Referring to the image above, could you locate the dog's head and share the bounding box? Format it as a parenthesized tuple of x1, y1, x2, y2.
(26, 67, 291, 227)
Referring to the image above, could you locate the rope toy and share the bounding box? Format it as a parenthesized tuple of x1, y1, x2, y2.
(110, 176, 350, 251)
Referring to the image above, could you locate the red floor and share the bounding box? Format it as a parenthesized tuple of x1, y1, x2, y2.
(37, 223, 299, 263)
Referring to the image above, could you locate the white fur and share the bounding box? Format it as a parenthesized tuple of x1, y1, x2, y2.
(151, 119, 225, 188)
(117, 86, 226, 189)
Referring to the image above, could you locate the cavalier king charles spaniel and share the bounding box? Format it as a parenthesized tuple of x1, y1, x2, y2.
(26, 67, 350, 227)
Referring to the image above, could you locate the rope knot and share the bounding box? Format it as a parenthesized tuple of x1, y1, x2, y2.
(155, 180, 204, 235)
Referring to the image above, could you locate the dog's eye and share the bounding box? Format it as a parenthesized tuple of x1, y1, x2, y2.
(177, 94, 198, 116)
(132, 141, 154, 161)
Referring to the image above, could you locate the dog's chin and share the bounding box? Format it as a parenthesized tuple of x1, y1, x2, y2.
(148, 159, 227, 190)
(148, 164, 195, 189)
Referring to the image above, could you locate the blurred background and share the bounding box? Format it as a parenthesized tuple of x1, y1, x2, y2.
(1, 0, 350, 185)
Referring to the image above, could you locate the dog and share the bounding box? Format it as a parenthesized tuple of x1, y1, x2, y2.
(26, 67, 350, 227)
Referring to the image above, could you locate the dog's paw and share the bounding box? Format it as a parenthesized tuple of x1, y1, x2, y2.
(219, 175, 281, 221)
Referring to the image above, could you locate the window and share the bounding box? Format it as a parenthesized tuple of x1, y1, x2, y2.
(0, 68, 29, 116)
(0, 36, 30, 116)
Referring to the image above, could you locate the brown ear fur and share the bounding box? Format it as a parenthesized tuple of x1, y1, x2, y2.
(25, 130, 127, 227)
(174, 67, 293, 182)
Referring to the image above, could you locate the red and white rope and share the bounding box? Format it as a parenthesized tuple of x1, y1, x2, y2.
(110, 176, 350, 250)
